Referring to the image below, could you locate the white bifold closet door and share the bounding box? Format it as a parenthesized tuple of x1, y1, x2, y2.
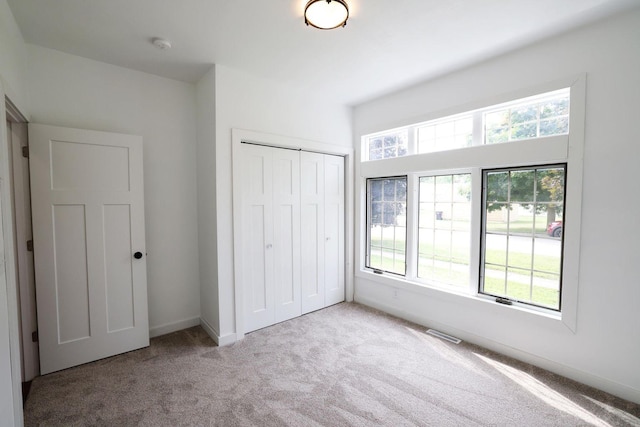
(300, 152, 345, 314)
(240, 144, 344, 333)
(241, 144, 301, 333)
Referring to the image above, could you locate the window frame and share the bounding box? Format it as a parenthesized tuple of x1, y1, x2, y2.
(365, 176, 408, 276)
(365, 129, 410, 161)
(357, 74, 586, 332)
(416, 113, 475, 154)
(414, 170, 474, 291)
(482, 88, 570, 145)
(479, 163, 567, 311)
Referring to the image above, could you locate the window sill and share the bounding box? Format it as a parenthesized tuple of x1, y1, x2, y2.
(356, 268, 563, 323)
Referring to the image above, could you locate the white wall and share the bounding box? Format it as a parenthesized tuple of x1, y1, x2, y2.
(196, 67, 219, 337)
(353, 9, 640, 403)
(210, 65, 352, 340)
(0, 0, 28, 116)
(26, 45, 201, 336)
(0, 1, 27, 424)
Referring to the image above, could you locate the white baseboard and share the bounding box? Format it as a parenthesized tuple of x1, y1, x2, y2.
(199, 317, 219, 344)
(199, 317, 237, 346)
(217, 332, 237, 347)
(356, 294, 640, 405)
(149, 316, 201, 338)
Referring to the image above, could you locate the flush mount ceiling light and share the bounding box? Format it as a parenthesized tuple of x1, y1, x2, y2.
(304, 0, 349, 30)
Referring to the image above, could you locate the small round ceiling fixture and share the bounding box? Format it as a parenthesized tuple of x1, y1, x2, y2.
(304, 0, 349, 30)
(152, 37, 172, 50)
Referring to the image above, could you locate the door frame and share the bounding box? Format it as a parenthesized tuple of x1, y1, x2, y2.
(6, 107, 38, 383)
(1, 90, 26, 425)
(231, 128, 354, 341)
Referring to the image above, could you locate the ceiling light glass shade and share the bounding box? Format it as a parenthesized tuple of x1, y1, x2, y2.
(304, 0, 349, 30)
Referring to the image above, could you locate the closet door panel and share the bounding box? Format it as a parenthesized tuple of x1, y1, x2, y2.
(300, 152, 325, 314)
(273, 150, 301, 323)
(242, 145, 275, 332)
(324, 155, 345, 306)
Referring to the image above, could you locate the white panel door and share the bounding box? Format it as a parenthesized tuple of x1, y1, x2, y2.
(272, 149, 301, 323)
(29, 123, 148, 374)
(241, 144, 301, 332)
(241, 144, 275, 333)
(300, 152, 325, 314)
(301, 153, 345, 313)
(324, 154, 345, 306)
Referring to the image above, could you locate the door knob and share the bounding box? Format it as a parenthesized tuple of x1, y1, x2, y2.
(134, 251, 144, 259)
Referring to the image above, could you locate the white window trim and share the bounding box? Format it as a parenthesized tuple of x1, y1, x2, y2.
(356, 74, 586, 333)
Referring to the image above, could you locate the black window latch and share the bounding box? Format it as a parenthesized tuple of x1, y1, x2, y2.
(495, 297, 513, 305)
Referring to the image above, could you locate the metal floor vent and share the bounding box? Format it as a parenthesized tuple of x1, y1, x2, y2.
(426, 329, 461, 344)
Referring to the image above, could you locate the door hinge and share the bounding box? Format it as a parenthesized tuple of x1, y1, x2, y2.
(31, 330, 38, 343)
(26, 240, 33, 251)
(21, 146, 29, 159)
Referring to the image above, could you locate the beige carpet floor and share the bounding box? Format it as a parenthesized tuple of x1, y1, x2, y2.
(24, 303, 640, 426)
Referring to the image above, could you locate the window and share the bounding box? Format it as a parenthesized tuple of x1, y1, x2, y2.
(418, 174, 471, 288)
(360, 80, 583, 320)
(417, 116, 473, 154)
(481, 166, 565, 310)
(366, 177, 407, 275)
(362, 88, 570, 161)
(484, 90, 569, 144)
(366, 130, 408, 161)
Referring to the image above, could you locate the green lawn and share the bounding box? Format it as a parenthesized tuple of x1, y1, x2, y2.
(370, 234, 561, 278)
(483, 275, 560, 309)
(418, 261, 469, 289)
(368, 252, 405, 275)
(369, 223, 562, 308)
(486, 215, 550, 234)
(370, 251, 559, 308)
(484, 250, 560, 277)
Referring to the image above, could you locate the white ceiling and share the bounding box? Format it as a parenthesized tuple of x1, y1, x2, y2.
(7, 0, 640, 105)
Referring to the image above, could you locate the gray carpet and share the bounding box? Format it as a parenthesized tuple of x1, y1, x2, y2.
(24, 303, 640, 426)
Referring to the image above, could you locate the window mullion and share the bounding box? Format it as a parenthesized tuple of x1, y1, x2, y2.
(365, 179, 371, 267)
(470, 168, 483, 294)
(407, 127, 417, 156)
(472, 111, 484, 146)
(405, 174, 419, 279)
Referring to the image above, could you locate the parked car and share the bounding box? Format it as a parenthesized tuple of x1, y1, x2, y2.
(547, 220, 562, 238)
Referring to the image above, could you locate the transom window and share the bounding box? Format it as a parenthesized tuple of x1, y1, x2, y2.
(417, 116, 473, 154)
(366, 131, 408, 161)
(484, 91, 569, 144)
(364, 88, 570, 161)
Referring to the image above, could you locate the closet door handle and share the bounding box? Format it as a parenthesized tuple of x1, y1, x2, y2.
(266, 244, 273, 249)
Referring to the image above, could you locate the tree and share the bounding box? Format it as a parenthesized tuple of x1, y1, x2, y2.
(486, 167, 564, 224)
